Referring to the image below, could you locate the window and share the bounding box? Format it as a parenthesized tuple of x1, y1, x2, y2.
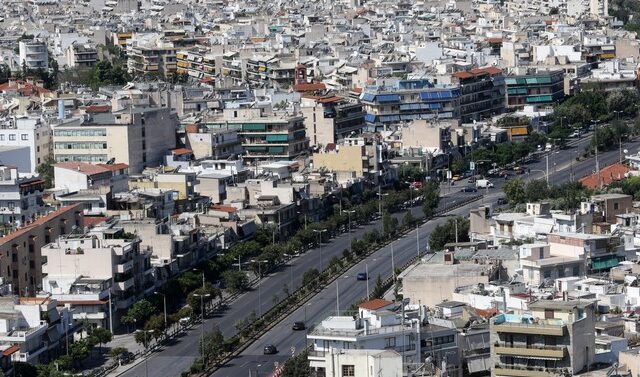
(21, 134, 28, 140)
(341, 365, 355, 377)
(8, 134, 15, 141)
(384, 337, 396, 348)
(0, 135, 4, 141)
(573, 266, 580, 276)
(614, 202, 619, 210)
(539, 248, 544, 259)
(7, 202, 14, 210)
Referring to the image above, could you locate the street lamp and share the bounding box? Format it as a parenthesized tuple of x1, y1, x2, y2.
(345, 210, 356, 254)
(154, 291, 167, 333)
(251, 259, 269, 316)
(365, 258, 376, 299)
(377, 192, 389, 220)
(192, 292, 211, 364)
(282, 253, 295, 292)
(313, 229, 327, 272)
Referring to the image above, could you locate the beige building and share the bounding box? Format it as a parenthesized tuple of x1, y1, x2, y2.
(52, 107, 177, 173)
(490, 300, 596, 376)
(0, 204, 83, 296)
(301, 95, 365, 147)
(399, 254, 490, 308)
(399, 119, 456, 152)
(313, 145, 375, 180)
(129, 171, 197, 200)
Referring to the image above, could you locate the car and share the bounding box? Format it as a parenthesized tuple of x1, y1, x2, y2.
(497, 198, 507, 205)
(292, 321, 306, 331)
(263, 345, 278, 355)
(467, 177, 476, 183)
(117, 352, 135, 365)
(357, 272, 368, 281)
(451, 175, 461, 182)
(461, 186, 477, 193)
(569, 130, 580, 138)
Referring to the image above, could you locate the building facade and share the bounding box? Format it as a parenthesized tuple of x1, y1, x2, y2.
(505, 70, 565, 108)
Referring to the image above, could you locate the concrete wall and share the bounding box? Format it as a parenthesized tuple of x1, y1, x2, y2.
(313, 145, 366, 177)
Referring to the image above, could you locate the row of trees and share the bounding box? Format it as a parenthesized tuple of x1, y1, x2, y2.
(504, 179, 591, 210)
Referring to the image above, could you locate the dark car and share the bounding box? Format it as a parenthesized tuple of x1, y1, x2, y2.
(292, 321, 306, 331)
(357, 272, 368, 281)
(264, 345, 278, 355)
(497, 198, 508, 205)
(461, 186, 477, 193)
(117, 352, 135, 365)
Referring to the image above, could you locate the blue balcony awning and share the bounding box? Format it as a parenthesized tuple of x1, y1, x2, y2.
(361, 93, 376, 102)
(376, 94, 401, 103)
(364, 114, 377, 123)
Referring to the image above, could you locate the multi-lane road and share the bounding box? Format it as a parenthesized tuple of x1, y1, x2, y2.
(119, 134, 640, 377)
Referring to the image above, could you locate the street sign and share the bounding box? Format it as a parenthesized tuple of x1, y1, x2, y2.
(291, 346, 296, 357)
(446, 170, 452, 179)
(469, 161, 475, 171)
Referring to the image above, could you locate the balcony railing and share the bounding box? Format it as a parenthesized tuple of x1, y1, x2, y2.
(494, 344, 566, 359)
(493, 364, 566, 377)
(493, 321, 565, 336)
(115, 277, 135, 291)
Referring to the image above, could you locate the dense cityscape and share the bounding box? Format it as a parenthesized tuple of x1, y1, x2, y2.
(2, 0, 640, 376)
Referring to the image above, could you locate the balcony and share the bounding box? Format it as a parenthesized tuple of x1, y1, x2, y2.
(115, 277, 135, 291)
(493, 321, 565, 336)
(116, 296, 135, 309)
(494, 367, 554, 377)
(115, 260, 134, 273)
(494, 345, 566, 359)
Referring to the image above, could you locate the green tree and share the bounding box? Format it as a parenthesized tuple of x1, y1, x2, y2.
(134, 330, 152, 348)
(222, 270, 249, 293)
(504, 178, 526, 204)
(382, 211, 398, 237)
(421, 181, 441, 218)
(370, 274, 385, 299)
(36, 156, 56, 188)
(200, 327, 225, 367)
(122, 299, 155, 329)
(429, 216, 470, 251)
(88, 327, 112, 353)
(524, 179, 550, 202)
(302, 268, 321, 287)
(143, 314, 165, 341)
(281, 351, 312, 377)
(402, 211, 416, 229)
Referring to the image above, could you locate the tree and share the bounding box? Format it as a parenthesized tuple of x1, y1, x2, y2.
(200, 327, 225, 367)
(281, 351, 312, 377)
(187, 286, 219, 314)
(382, 211, 398, 237)
(421, 181, 441, 218)
(504, 178, 526, 204)
(109, 347, 129, 358)
(69, 340, 90, 367)
(134, 330, 152, 348)
(524, 179, 549, 203)
(88, 327, 112, 353)
(222, 270, 249, 293)
(89, 60, 131, 89)
(302, 268, 321, 287)
(402, 211, 416, 229)
(0, 63, 10, 84)
(121, 299, 156, 332)
(143, 314, 166, 341)
(429, 216, 470, 251)
(370, 275, 385, 299)
(36, 156, 56, 188)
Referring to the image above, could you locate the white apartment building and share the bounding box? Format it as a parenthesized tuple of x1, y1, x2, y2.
(40, 226, 153, 329)
(307, 301, 422, 375)
(320, 349, 403, 377)
(0, 166, 48, 226)
(52, 107, 177, 174)
(0, 117, 51, 174)
(18, 40, 48, 70)
(0, 296, 72, 365)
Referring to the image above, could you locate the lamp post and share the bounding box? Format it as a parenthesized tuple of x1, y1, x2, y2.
(345, 210, 356, 254)
(313, 229, 327, 272)
(251, 259, 268, 316)
(154, 291, 167, 334)
(377, 192, 389, 219)
(192, 293, 211, 365)
(282, 253, 294, 292)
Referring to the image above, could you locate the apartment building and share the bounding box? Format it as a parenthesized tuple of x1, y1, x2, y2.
(0, 205, 83, 296)
(583, 193, 633, 223)
(40, 225, 153, 328)
(184, 123, 242, 160)
(129, 171, 198, 200)
(0, 117, 51, 174)
(519, 243, 585, 286)
(505, 69, 565, 108)
(245, 54, 299, 88)
(490, 300, 596, 376)
(214, 107, 309, 162)
(307, 301, 422, 374)
(301, 94, 365, 146)
(64, 43, 98, 69)
(547, 232, 626, 272)
(176, 49, 217, 80)
(52, 107, 177, 173)
(360, 79, 461, 130)
(451, 67, 505, 122)
(0, 296, 72, 366)
(127, 39, 177, 78)
(18, 40, 48, 70)
(0, 165, 47, 227)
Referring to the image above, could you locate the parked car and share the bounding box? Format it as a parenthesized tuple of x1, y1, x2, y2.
(264, 345, 278, 355)
(292, 321, 306, 331)
(497, 198, 508, 205)
(117, 352, 135, 365)
(357, 272, 368, 281)
(569, 130, 580, 138)
(461, 186, 477, 193)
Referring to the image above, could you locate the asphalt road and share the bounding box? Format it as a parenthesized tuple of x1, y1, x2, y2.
(117, 133, 640, 377)
(213, 134, 640, 377)
(118, 183, 476, 377)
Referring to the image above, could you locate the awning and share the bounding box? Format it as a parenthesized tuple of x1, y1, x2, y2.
(592, 255, 620, 270)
